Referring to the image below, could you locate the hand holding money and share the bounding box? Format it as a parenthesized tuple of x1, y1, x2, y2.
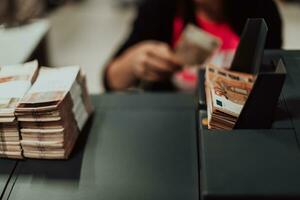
(130, 41, 182, 81)
(107, 41, 182, 90)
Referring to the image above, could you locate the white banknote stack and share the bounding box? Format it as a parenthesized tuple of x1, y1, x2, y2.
(205, 65, 255, 130)
(16, 66, 93, 159)
(0, 61, 38, 159)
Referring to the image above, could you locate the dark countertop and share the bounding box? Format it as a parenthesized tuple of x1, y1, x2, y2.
(199, 50, 300, 199)
(3, 93, 199, 200)
(0, 160, 16, 198)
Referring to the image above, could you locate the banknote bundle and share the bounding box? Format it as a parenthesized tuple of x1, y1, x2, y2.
(15, 65, 93, 159)
(205, 65, 255, 130)
(175, 24, 221, 66)
(0, 61, 38, 159)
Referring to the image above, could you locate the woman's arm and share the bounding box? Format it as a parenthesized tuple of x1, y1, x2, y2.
(106, 41, 181, 91)
(103, 0, 177, 91)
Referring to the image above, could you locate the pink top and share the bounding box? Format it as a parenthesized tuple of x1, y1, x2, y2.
(172, 15, 240, 50)
(172, 15, 240, 90)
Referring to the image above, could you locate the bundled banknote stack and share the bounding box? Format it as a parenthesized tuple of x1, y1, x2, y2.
(0, 61, 38, 159)
(205, 65, 255, 130)
(15, 65, 93, 159)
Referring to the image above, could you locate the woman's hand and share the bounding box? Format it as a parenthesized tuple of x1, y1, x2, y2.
(107, 41, 182, 90)
(127, 41, 182, 81)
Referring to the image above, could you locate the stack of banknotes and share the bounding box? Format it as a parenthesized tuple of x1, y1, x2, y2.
(0, 61, 38, 159)
(0, 61, 92, 160)
(15, 65, 93, 159)
(205, 65, 255, 130)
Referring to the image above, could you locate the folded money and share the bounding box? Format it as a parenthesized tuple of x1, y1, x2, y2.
(205, 65, 255, 130)
(16, 65, 93, 159)
(175, 24, 221, 66)
(0, 61, 38, 159)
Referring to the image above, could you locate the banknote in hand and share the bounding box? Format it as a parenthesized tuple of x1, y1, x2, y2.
(175, 24, 221, 66)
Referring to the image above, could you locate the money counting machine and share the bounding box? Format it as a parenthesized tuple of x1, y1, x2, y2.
(197, 19, 300, 199)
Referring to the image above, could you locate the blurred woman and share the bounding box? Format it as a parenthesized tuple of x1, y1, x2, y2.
(104, 0, 282, 91)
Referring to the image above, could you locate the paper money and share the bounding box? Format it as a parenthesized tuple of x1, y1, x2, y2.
(0, 61, 93, 160)
(0, 61, 38, 159)
(205, 65, 255, 130)
(16, 65, 93, 159)
(175, 24, 221, 66)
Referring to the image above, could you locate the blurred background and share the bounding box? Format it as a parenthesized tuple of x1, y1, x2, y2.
(0, 0, 299, 94)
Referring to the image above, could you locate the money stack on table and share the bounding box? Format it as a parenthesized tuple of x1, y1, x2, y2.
(205, 65, 255, 130)
(16, 66, 93, 159)
(0, 61, 38, 159)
